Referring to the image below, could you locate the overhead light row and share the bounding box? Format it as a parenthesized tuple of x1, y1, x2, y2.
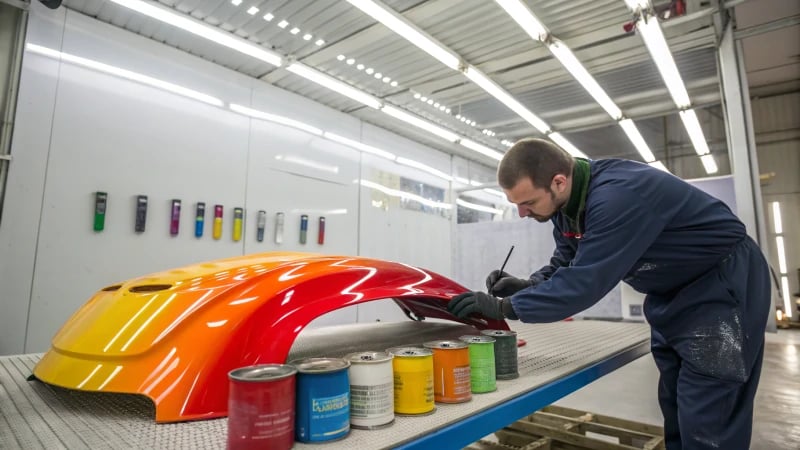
(347, 0, 586, 159)
(496, 0, 661, 166)
(771, 201, 792, 318)
(625, 2, 718, 174)
(107, 0, 505, 162)
(336, 55, 399, 87)
(230, 0, 326, 46)
(412, 92, 452, 114)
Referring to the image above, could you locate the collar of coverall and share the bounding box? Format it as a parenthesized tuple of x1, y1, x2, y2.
(561, 157, 591, 237)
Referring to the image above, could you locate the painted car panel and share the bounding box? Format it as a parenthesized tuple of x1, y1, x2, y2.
(33, 252, 508, 422)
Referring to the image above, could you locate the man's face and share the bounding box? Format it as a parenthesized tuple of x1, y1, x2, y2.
(505, 176, 568, 222)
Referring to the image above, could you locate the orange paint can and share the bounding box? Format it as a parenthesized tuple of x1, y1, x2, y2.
(423, 340, 472, 404)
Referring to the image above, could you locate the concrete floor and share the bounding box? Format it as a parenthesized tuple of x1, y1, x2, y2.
(554, 328, 800, 450)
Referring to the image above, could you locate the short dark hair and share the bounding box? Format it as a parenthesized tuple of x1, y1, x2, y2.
(497, 138, 575, 190)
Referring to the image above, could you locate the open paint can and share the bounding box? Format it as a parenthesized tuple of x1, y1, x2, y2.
(291, 357, 351, 443)
(386, 347, 435, 415)
(481, 329, 519, 380)
(227, 364, 297, 450)
(459, 335, 497, 393)
(423, 340, 472, 403)
(345, 351, 395, 429)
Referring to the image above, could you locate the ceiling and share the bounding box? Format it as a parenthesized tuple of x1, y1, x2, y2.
(55, 0, 799, 174)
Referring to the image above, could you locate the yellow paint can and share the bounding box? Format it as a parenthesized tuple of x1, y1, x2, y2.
(386, 347, 435, 415)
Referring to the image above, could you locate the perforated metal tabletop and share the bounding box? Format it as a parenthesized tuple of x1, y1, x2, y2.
(1, 320, 650, 449)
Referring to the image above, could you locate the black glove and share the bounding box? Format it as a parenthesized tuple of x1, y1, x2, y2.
(485, 270, 532, 297)
(447, 291, 517, 320)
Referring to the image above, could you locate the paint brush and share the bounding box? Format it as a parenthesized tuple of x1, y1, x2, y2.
(489, 245, 515, 294)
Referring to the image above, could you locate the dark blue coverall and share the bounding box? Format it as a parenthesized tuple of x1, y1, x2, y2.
(508, 159, 771, 450)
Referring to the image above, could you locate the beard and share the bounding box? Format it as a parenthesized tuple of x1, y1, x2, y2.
(526, 190, 566, 222)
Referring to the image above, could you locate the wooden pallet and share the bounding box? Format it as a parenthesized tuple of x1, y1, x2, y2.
(466, 405, 665, 450)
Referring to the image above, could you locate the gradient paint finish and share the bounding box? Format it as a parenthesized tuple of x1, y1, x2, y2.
(33, 252, 509, 423)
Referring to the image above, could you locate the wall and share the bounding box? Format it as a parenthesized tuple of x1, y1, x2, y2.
(753, 92, 800, 320)
(0, 4, 478, 354)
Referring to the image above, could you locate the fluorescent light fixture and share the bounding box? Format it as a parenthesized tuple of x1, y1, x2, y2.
(230, 104, 323, 135)
(464, 66, 551, 134)
(772, 201, 783, 234)
(494, 0, 548, 41)
(781, 276, 793, 318)
(679, 109, 711, 154)
(276, 154, 339, 174)
(263, 13, 274, 21)
(459, 139, 504, 161)
(26, 44, 224, 107)
(457, 198, 504, 215)
(483, 188, 507, 198)
(290, 27, 300, 35)
(649, 161, 670, 172)
(700, 154, 718, 174)
(636, 14, 690, 108)
(246, 6, 258, 15)
(303, 34, 312, 41)
(549, 40, 622, 120)
(230, 0, 241, 5)
(776, 236, 788, 274)
(358, 179, 453, 210)
(347, 0, 460, 70)
(278, 20, 288, 28)
(547, 132, 587, 158)
(381, 105, 459, 142)
(322, 132, 396, 160)
(286, 63, 382, 109)
(315, 39, 325, 46)
(619, 119, 656, 162)
(395, 156, 453, 181)
(108, 0, 283, 67)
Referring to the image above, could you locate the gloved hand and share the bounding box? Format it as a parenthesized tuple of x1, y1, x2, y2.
(448, 291, 516, 320)
(485, 270, 532, 297)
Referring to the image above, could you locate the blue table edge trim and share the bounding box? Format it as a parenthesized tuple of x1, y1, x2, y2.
(395, 338, 651, 449)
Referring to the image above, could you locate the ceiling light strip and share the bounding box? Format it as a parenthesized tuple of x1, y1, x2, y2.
(381, 105, 459, 142)
(108, 0, 283, 67)
(26, 44, 224, 107)
(346, 0, 461, 70)
(629, 10, 716, 174)
(456, 198, 504, 215)
(286, 63, 382, 109)
(619, 119, 656, 162)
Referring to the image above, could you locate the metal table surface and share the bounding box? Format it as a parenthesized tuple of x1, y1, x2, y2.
(1, 320, 650, 449)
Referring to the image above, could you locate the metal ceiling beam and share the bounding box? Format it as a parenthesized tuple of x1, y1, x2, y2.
(734, 14, 800, 40)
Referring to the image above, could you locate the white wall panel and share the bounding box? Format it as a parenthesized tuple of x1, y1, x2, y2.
(0, 5, 65, 355)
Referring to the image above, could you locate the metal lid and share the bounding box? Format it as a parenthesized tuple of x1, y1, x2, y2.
(423, 340, 468, 350)
(229, 364, 297, 382)
(481, 329, 517, 338)
(289, 357, 350, 373)
(386, 347, 432, 357)
(459, 335, 496, 344)
(345, 351, 393, 364)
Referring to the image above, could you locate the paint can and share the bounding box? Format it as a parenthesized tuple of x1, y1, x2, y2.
(386, 347, 435, 415)
(291, 357, 351, 443)
(459, 335, 497, 393)
(481, 329, 519, 380)
(345, 351, 395, 429)
(422, 340, 472, 403)
(227, 364, 297, 450)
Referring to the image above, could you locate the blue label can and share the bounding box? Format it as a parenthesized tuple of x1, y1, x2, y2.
(291, 357, 351, 443)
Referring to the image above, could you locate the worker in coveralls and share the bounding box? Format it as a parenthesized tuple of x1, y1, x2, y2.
(448, 138, 771, 450)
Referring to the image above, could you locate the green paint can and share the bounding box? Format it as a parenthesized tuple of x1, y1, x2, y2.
(459, 335, 497, 393)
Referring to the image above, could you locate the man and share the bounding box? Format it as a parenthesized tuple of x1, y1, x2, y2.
(448, 138, 770, 450)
